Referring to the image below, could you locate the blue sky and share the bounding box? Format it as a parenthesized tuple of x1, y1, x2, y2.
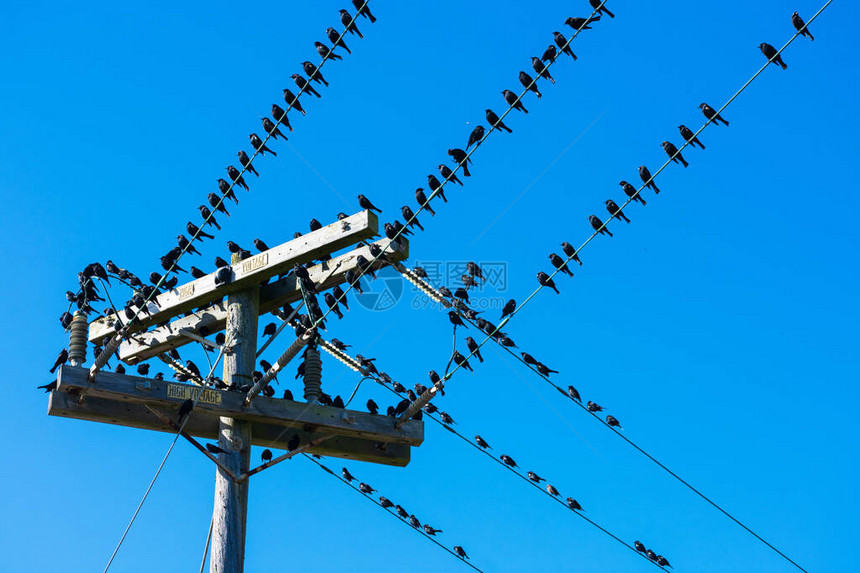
(2, 0, 858, 571)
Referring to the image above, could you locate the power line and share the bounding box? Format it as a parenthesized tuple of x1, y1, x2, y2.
(303, 454, 484, 572)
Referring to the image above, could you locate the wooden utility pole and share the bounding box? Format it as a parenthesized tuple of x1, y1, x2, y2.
(211, 259, 258, 573)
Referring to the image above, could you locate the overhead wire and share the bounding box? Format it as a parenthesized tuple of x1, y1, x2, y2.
(303, 453, 485, 572)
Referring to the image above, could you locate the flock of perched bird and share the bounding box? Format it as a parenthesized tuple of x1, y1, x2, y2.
(45, 2, 821, 569)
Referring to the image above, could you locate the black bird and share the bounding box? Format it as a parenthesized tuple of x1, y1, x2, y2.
(208, 193, 230, 217)
(699, 103, 729, 126)
(467, 261, 484, 281)
(560, 242, 583, 265)
(531, 57, 555, 84)
(426, 175, 447, 202)
(282, 89, 306, 115)
(486, 109, 512, 133)
(214, 256, 229, 268)
(566, 498, 583, 511)
(227, 241, 243, 254)
(606, 415, 622, 429)
(548, 253, 573, 277)
(656, 555, 672, 568)
(393, 399, 410, 416)
(302, 61, 329, 86)
(589, 0, 614, 18)
(528, 471, 545, 483)
(586, 400, 603, 412)
(467, 125, 484, 149)
(634, 541, 647, 553)
(314, 41, 341, 61)
(177, 234, 201, 256)
(537, 271, 560, 294)
(401, 205, 423, 230)
(423, 524, 442, 536)
(428, 370, 441, 386)
(408, 515, 421, 529)
(379, 496, 394, 508)
(568, 385, 581, 402)
(439, 286, 453, 299)
(217, 178, 239, 204)
(187, 221, 214, 241)
(269, 105, 292, 132)
(662, 141, 688, 167)
(261, 449, 273, 462)
(326, 27, 351, 53)
(292, 73, 321, 98)
(448, 311, 465, 328)
(325, 293, 343, 319)
(359, 482, 375, 494)
(452, 351, 472, 372)
(447, 148, 471, 177)
(49, 349, 68, 373)
(116, 364, 126, 374)
(552, 32, 577, 60)
(606, 200, 630, 223)
(339, 9, 364, 37)
(262, 322, 277, 337)
(565, 16, 600, 30)
(679, 125, 705, 149)
(500, 299, 516, 320)
(206, 443, 227, 455)
(251, 238, 269, 253)
(357, 194, 382, 213)
(438, 164, 463, 186)
(309, 218, 322, 232)
(395, 505, 409, 518)
(439, 411, 456, 425)
(519, 71, 541, 98)
(760, 42, 787, 69)
(500, 454, 517, 468)
(287, 434, 301, 451)
(352, 0, 376, 22)
(475, 435, 491, 449)
(646, 550, 658, 562)
(617, 181, 645, 207)
(249, 133, 277, 156)
(227, 165, 249, 191)
(638, 166, 661, 194)
(198, 205, 222, 230)
(191, 267, 207, 280)
(37, 380, 57, 393)
(589, 215, 612, 236)
(414, 188, 436, 216)
(465, 337, 483, 362)
(262, 117, 287, 140)
(541, 44, 557, 63)
(454, 546, 469, 560)
(502, 89, 528, 114)
(547, 484, 560, 497)
(58, 312, 72, 329)
(342, 467, 356, 482)
(792, 12, 814, 40)
(366, 399, 379, 415)
(237, 150, 260, 177)
(177, 398, 193, 423)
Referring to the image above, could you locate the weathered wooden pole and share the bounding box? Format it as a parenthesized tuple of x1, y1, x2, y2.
(210, 256, 259, 573)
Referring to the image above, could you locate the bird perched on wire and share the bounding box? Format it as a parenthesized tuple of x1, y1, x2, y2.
(438, 164, 463, 187)
(662, 141, 688, 167)
(352, 0, 376, 22)
(565, 15, 600, 30)
(548, 253, 573, 277)
(605, 200, 630, 223)
(519, 71, 541, 98)
(589, 0, 614, 18)
(567, 385, 581, 402)
(177, 234, 202, 256)
(586, 401, 603, 412)
(314, 41, 341, 61)
(465, 337, 483, 363)
(537, 271, 560, 294)
(261, 449, 272, 463)
(358, 482, 376, 494)
(249, 133, 276, 156)
(198, 205, 222, 230)
(423, 524, 442, 536)
(187, 221, 214, 241)
(454, 546, 469, 560)
(466, 125, 484, 149)
(401, 205, 423, 231)
(606, 415, 622, 429)
(414, 188, 435, 216)
(589, 215, 612, 237)
(302, 61, 329, 87)
(530, 58, 555, 86)
(792, 12, 814, 40)
(678, 125, 705, 149)
(500, 299, 516, 320)
(699, 103, 729, 127)
(292, 73, 321, 98)
(551, 32, 577, 60)
(226, 166, 249, 191)
(566, 498, 583, 511)
(262, 117, 287, 141)
(502, 89, 528, 114)
(282, 88, 306, 115)
(547, 484, 560, 497)
(527, 471, 545, 483)
(447, 148, 471, 177)
(326, 27, 351, 54)
(484, 109, 512, 136)
(560, 242, 582, 266)
(339, 9, 363, 37)
(475, 435, 491, 449)
(500, 454, 517, 468)
(177, 399, 193, 424)
(759, 42, 787, 69)
(452, 351, 473, 372)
